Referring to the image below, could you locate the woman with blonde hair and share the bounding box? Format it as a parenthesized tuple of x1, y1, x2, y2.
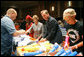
(26, 15, 43, 40)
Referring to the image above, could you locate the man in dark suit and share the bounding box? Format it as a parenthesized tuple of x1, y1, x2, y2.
(40, 10, 63, 44)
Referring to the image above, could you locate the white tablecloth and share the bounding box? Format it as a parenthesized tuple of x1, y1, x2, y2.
(13, 34, 36, 46)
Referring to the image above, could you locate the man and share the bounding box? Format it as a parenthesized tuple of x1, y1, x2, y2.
(63, 8, 83, 54)
(40, 10, 63, 44)
(1, 8, 25, 56)
(58, 20, 67, 36)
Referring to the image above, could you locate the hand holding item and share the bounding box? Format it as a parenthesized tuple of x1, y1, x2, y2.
(13, 29, 26, 37)
(40, 38, 47, 42)
(25, 31, 28, 34)
(69, 45, 78, 50)
(63, 35, 69, 50)
(19, 29, 26, 34)
(69, 41, 83, 50)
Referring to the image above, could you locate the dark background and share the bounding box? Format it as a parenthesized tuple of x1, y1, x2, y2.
(1, 1, 83, 23)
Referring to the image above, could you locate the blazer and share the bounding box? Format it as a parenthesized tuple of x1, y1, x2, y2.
(43, 16, 63, 44)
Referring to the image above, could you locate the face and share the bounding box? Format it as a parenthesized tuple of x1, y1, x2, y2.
(33, 19, 38, 25)
(41, 13, 49, 21)
(58, 20, 64, 27)
(63, 15, 76, 25)
(11, 12, 17, 20)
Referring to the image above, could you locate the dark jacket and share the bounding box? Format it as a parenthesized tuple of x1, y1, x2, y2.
(43, 16, 63, 44)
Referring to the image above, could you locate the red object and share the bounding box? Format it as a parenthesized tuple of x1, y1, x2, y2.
(26, 22, 33, 31)
(64, 35, 69, 47)
(26, 15, 32, 21)
(26, 22, 34, 37)
(67, 32, 69, 35)
(65, 35, 69, 44)
(15, 25, 20, 30)
(25, 15, 33, 37)
(76, 54, 83, 56)
(22, 48, 24, 51)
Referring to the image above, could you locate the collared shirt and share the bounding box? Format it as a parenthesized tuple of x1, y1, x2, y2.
(1, 15, 16, 55)
(27, 22, 43, 39)
(59, 25, 67, 36)
(42, 16, 63, 44)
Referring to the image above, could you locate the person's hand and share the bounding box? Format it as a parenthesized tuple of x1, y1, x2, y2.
(37, 37, 40, 41)
(40, 38, 47, 42)
(25, 31, 28, 34)
(40, 38, 44, 40)
(37, 36, 41, 40)
(69, 45, 77, 50)
(19, 29, 25, 34)
(25, 30, 30, 35)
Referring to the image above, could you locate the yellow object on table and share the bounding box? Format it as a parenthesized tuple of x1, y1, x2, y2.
(17, 43, 40, 56)
(17, 41, 53, 56)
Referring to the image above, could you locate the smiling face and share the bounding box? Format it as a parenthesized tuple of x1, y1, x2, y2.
(33, 18, 38, 25)
(41, 13, 49, 21)
(32, 15, 39, 25)
(41, 10, 49, 21)
(63, 15, 76, 25)
(63, 8, 77, 25)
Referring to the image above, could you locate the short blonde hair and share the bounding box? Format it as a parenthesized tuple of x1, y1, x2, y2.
(40, 10, 49, 14)
(63, 8, 76, 16)
(6, 8, 17, 15)
(32, 15, 39, 20)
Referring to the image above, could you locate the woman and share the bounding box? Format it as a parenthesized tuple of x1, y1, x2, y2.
(25, 15, 33, 37)
(26, 15, 43, 40)
(63, 8, 83, 55)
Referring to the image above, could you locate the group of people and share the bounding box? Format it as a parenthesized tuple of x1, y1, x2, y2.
(1, 8, 83, 56)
